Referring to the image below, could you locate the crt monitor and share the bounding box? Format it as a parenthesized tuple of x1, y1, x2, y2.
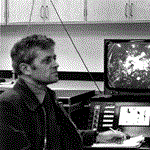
(104, 39, 150, 94)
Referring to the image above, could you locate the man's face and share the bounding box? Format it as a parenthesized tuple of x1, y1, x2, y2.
(27, 47, 59, 85)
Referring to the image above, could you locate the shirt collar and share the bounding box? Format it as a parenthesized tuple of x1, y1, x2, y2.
(20, 75, 48, 104)
(13, 77, 49, 111)
(19, 75, 48, 93)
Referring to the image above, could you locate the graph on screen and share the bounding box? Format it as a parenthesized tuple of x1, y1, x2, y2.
(119, 106, 150, 126)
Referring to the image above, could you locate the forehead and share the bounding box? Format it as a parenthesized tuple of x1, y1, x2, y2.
(35, 47, 55, 59)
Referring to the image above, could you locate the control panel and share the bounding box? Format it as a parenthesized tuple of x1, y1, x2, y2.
(88, 102, 115, 131)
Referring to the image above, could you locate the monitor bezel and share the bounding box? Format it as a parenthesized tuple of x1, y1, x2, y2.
(104, 39, 150, 94)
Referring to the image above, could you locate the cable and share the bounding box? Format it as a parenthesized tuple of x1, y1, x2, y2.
(49, 0, 103, 94)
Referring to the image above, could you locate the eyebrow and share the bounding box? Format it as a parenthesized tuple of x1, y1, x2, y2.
(41, 55, 56, 63)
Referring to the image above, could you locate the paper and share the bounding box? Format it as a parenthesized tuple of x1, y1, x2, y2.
(92, 142, 142, 148)
(123, 135, 145, 143)
(92, 135, 145, 148)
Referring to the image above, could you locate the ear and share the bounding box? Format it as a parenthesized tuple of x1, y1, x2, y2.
(19, 63, 32, 75)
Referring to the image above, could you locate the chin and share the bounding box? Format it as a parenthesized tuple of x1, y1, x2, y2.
(47, 79, 59, 84)
(35, 77, 59, 85)
(35, 80, 57, 85)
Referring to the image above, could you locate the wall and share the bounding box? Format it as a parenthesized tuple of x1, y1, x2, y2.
(0, 23, 149, 91)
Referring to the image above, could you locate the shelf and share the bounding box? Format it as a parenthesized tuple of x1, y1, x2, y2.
(1, 20, 150, 26)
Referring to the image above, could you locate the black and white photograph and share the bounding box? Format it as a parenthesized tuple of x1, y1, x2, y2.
(0, 0, 150, 149)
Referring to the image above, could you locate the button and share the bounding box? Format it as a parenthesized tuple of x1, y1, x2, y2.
(103, 115, 114, 118)
(95, 105, 100, 109)
(103, 119, 113, 122)
(102, 124, 113, 127)
(104, 110, 114, 113)
(105, 106, 115, 109)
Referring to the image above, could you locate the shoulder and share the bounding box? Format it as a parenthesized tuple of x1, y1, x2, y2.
(0, 88, 21, 114)
(0, 88, 20, 103)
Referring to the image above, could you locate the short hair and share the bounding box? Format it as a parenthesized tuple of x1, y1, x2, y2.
(10, 34, 55, 75)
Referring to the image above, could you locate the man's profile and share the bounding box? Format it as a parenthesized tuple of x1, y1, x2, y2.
(0, 34, 84, 149)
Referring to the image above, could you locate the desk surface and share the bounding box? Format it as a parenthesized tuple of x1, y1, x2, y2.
(84, 147, 150, 149)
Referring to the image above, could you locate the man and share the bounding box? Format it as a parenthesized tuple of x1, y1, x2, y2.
(0, 34, 127, 149)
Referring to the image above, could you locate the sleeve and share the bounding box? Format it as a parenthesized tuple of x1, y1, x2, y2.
(80, 131, 97, 146)
(0, 101, 31, 150)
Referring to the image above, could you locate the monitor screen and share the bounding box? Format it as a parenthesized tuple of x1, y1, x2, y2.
(104, 39, 150, 93)
(119, 106, 150, 126)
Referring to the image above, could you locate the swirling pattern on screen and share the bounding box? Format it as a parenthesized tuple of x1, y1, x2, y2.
(107, 43, 150, 89)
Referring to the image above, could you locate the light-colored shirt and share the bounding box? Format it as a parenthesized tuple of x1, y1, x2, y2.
(20, 75, 47, 104)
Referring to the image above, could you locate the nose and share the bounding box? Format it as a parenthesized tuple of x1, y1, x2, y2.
(52, 60, 59, 69)
(55, 62, 59, 69)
